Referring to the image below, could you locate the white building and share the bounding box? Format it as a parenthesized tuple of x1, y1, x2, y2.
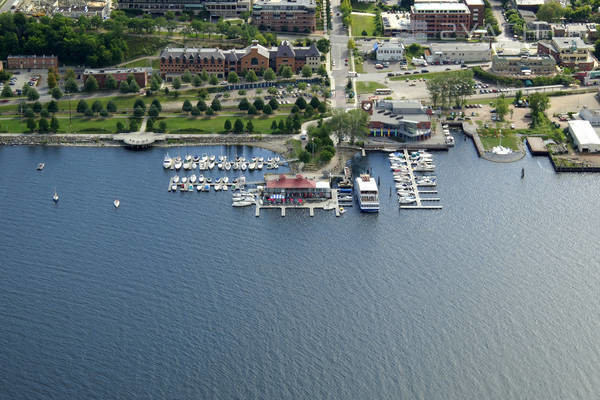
(425, 42, 491, 64)
(381, 12, 411, 36)
(579, 107, 600, 126)
(376, 40, 406, 61)
(568, 120, 600, 153)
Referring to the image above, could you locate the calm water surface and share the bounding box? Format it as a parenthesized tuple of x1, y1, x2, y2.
(1, 137, 600, 399)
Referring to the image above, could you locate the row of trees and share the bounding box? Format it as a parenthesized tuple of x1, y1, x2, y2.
(26, 116, 60, 133)
(426, 70, 475, 109)
(181, 97, 221, 116)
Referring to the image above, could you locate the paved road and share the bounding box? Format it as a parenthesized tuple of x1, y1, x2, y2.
(329, 0, 352, 109)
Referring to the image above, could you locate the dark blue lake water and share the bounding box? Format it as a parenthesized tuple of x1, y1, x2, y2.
(1, 136, 600, 399)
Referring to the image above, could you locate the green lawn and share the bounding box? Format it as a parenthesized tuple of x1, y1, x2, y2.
(123, 35, 170, 59)
(164, 115, 288, 134)
(351, 1, 378, 13)
(351, 14, 376, 36)
(122, 58, 157, 68)
(0, 119, 27, 133)
(356, 81, 387, 94)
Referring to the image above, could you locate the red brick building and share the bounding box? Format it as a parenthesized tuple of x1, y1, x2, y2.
(160, 41, 321, 78)
(83, 67, 150, 89)
(252, 0, 317, 33)
(7, 55, 58, 70)
(410, 2, 472, 37)
(537, 37, 595, 72)
(464, 0, 484, 29)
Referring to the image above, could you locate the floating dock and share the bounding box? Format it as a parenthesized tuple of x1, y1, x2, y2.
(397, 149, 443, 210)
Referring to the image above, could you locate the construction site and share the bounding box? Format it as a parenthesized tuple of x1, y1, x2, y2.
(9, 0, 111, 18)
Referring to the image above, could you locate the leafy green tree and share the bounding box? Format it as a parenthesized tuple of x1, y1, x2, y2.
(50, 117, 60, 132)
(271, 120, 278, 131)
(91, 100, 104, 115)
(209, 74, 219, 85)
(27, 88, 40, 101)
(263, 68, 276, 81)
(190, 106, 201, 116)
(245, 70, 258, 82)
(299, 150, 310, 163)
(119, 81, 129, 93)
(200, 71, 209, 82)
(151, 99, 161, 112)
(1, 85, 13, 97)
(182, 100, 192, 113)
(106, 75, 118, 90)
(279, 66, 293, 78)
(64, 78, 79, 93)
(536, 0, 565, 22)
(318, 65, 328, 77)
(77, 100, 89, 114)
(38, 118, 49, 133)
(529, 92, 550, 127)
(278, 120, 285, 132)
(148, 105, 160, 117)
(301, 65, 313, 78)
(84, 76, 99, 92)
(205, 107, 215, 116)
(211, 98, 221, 111)
(172, 77, 181, 89)
(263, 104, 273, 115)
(224, 119, 232, 132)
(158, 121, 167, 132)
(129, 80, 140, 93)
(116, 121, 125, 133)
(133, 99, 146, 112)
(182, 70, 193, 83)
(494, 95, 509, 121)
(228, 71, 239, 83)
(129, 119, 139, 132)
(269, 98, 279, 110)
(47, 100, 58, 114)
(32, 101, 42, 113)
(253, 98, 264, 110)
(146, 118, 154, 131)
(192, 74, 202, 87)
(107, 100, 117, 113)
(196, 99, 207, 111)
(246, 120, 254, 133)
(27, 118, 37, 132)
(50, 87, 63, 99)
(150, 78, 160, 91)
(238, 98, 249, 111)
(233, 118, 244, 133)
(316, 38, 330, 53)
(248, 105, 258, 115)
(133, 106, 145, 118)
(310, 96, 321, 109)
(47, 72, 57, 89)
(295, 97, 307, 110)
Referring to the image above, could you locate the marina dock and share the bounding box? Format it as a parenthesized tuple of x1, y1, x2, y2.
(395, 149, 443, 210)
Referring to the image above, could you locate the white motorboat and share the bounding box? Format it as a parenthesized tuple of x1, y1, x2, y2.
(445, 135, 455, 146)
(174, 157, 183, 170)
(114, 199, 120, 208)
(199, 162, 208, 171)
(163, 154, 173, 169)
(223, 176, 229, 183)
(198, 175, 205, 183)
(215, 177, 222, 184)
(193, 155, 200, 163)
(225, 162, 231, 171)
(185, 154, 192, 162)
(241, 163, 247, 171)
(181, 176, 188, 183)
(183, 160, 192, 170)
(398, 196, 417, 204)
(222, 184, 229, 191)
(172, 184, 178, 191)
(197, 185, 202, 192)
(232, 200, 253, 207)
(192, 162, 198, 169)
(201, 154, 208, 162)
(190, 174, 197, 183)
(52, 189, 59, 203)
(218, 163, 223, 170)
(214, 184, 222, 191)
(257, 162, 263, 170)
(258, 157, 264, 162)
(274, 157, 280, 163)
(208, 162, 215, 170)
(233, 162, 239, 170)
(37, 162, 45, 171)
(173, 175, 180, 183)
(209, 155, 216, 162)
(248, 162, 256, 171)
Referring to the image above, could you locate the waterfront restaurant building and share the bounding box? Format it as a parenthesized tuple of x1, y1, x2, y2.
(263, 174, 331, 203)
(362, 99, 433, 141)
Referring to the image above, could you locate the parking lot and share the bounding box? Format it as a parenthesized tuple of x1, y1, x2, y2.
(0, 69, 48, 96)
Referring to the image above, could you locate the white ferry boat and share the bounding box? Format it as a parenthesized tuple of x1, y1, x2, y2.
(355, 174, 379, 213)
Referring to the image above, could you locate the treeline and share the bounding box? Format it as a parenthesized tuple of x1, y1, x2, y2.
(483, 0, 500, 36)
(0, 13, 128, 67)
(426, 70, 475, 109)
(472, 67, 575, 87)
